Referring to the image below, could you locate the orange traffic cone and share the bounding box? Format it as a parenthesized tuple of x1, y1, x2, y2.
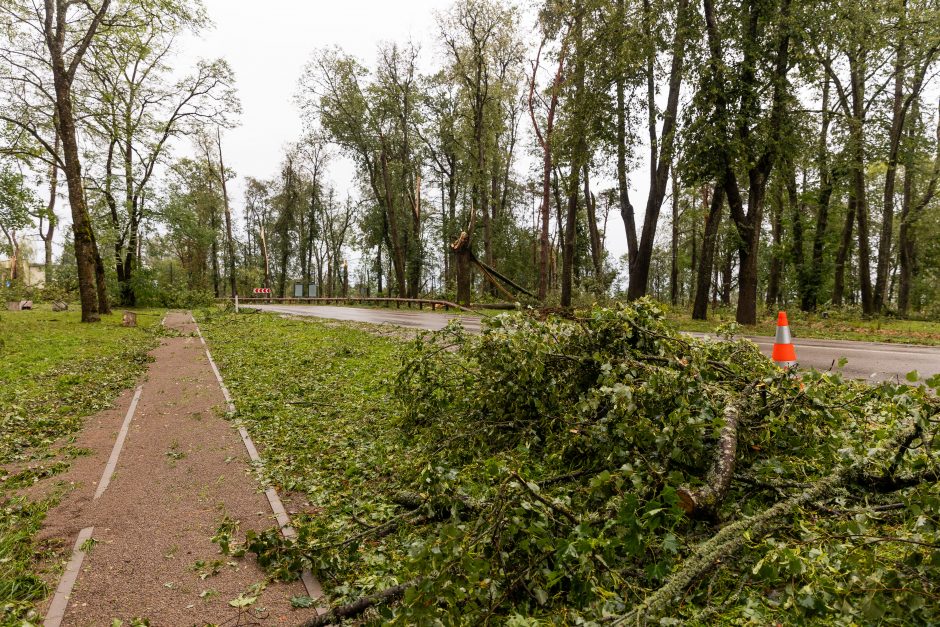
(772, 311, 797, 368)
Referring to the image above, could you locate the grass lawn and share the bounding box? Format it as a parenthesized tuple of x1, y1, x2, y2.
(663, 306, 940, 345)
(0, 305, 163, 625)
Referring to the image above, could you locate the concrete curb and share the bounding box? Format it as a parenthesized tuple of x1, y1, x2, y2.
(43, 526, 94, 627)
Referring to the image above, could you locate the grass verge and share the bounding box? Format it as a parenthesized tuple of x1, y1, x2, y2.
(194, 309, 414, 599)
(664, 306, 940, 345)
(0, 305, 163, 625)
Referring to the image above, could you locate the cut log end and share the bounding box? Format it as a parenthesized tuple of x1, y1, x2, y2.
(677, 488, 696, 514)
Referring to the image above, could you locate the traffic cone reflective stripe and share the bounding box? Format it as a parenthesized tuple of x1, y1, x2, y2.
(772, 310, 797, 367)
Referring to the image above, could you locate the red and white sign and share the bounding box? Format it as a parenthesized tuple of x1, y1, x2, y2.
(253, 288, 272, 294)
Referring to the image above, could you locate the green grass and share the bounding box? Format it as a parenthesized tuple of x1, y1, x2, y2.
(195, 309, 414, 599)
(0, 305, 163, 625)
(663, 306, 940, 345)
(195, 308, 406, 512)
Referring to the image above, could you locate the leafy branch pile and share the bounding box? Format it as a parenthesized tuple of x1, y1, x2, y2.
(211, 303, 940, 625)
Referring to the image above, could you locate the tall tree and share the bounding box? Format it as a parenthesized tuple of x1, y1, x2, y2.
(620, 0, 691, 300)
(0, 0, 120, 320)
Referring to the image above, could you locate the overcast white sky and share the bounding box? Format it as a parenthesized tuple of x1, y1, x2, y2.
(174, 0, 638, 273)
(178, 0, 455, 190)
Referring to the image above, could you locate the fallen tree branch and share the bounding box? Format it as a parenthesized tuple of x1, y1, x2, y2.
(299, 580, 418, 627)
(615, 423, 929, 626)
(678, 403, 740, 517)
(617, 472, 840, 625)
(392, 490, 479, 515)
(511, 470, 578, 524)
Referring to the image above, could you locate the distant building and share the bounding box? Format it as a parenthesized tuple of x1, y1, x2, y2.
(0, 259, 46, 288)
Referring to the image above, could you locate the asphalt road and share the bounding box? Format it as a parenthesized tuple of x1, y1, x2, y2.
(252, 304, 939, 383)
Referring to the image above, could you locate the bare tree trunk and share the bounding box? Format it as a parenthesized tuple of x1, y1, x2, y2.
(259, 226, 271, 290)
(379, 146, 407, 295)
(210, 206, 220, 298)
(55, 83, 101, 320)
(832, 196, 855, 306)
(561, 170, 579, 308)
(787, 169, 806, 308)
(44, 0, 112, 322)
(670, 176, 680, 306)
(561, 13, 586, 308)
(626, 0, 689, 300)
(765, 183, 783, 307)
(803, 71, 834, 312)
(584, 164, 603, 281)
(692, 184, 724, 320)
(452, 232, 472, 305)
(40, 134, 59, 282)
(899, 98, 940, 315)
(720, 239, 733, 306)
(529, 34, 567, 301)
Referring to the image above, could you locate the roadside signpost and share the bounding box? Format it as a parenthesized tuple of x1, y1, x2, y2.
(253, 288, 272, 295)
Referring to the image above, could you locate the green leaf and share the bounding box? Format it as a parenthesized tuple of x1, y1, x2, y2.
(228, 594, 257, 608)
(906, 370, 920, 382)
(291, 595, 317, 608)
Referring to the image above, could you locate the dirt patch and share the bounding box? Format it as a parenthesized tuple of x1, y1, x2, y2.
(36, 311, 316, 625)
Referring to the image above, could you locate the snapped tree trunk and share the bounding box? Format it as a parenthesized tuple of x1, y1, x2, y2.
(678, 403, 739, 517)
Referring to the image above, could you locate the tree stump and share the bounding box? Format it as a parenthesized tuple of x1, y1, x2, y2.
(20, 300, 32, 310)
(52, 300, 69, 312)
(122, 311, 137, 327)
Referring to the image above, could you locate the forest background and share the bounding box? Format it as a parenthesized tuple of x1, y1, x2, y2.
(2, 0, 939, 324)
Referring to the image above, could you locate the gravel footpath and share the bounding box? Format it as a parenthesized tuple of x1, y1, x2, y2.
(38, 311, 317, 626)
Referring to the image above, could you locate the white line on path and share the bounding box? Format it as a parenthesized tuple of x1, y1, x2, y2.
(189, 313, 325, 605)
(93, 386, 143, 500)
(45, 342, 147, 622)
(43, 526, 94, 627)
